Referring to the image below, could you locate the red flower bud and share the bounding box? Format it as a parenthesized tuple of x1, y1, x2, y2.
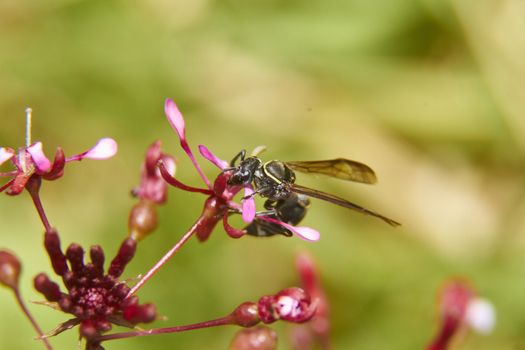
(230, 302, 260, 327)
(123, 303, 157, 324)
(128, 201, 158, 241)
(258, 288, 317, 324)
(0, 250, 21, 290)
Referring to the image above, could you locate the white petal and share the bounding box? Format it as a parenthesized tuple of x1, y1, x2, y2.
(465, 298, 496, 334)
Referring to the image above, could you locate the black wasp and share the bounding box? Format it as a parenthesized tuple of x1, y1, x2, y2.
(226, 149, 401, 228)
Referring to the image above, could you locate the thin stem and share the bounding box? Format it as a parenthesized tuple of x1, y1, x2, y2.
(25, 108, 32, 148)
(0, 171, 17, 177)
(125, 217, 201, 298)
(95, 315, 233, 343)
(14, 290, 53, 350)
(0, 178, 15, 193)
(27, 181, 52, 232)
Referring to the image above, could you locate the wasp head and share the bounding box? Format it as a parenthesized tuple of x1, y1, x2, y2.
(227, 157, 262, 186)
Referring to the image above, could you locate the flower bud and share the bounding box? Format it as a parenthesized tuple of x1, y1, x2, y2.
(128, 201, 158, 241)
(258, 288, 317, 324)
(229, 326, 278, 350)
(0, 250, 21, 291)
(230, 302, 260, 327)
(34, 273, 62, 301)
(123, 303, 157, 324)
(108, 238, 137, 278)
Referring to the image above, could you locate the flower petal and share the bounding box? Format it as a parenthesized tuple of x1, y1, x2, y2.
(198, 145, 229, 170)
(465, 298, 496, 334)
(160, 155, 176, 176)
(164, 99, 212, 190)
(82, 138, 118, 160)
(223, 215, 245, 239)
(260, 216, 320, 242)
(241, 186, 256, 223)
(66, 138, 118, 162)
(27, 142, 52, 173)
(286, 225, 320, 242)
(164, 98, 186, 141)
(0, 148, 15, 166)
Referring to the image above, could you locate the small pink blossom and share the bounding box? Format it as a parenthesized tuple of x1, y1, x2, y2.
(161, 98, 319, 242)
(290, 252, 331, 350)
(257, 288, 318, 324)
(427, 279, 495, 350)
(132, 140, 175, 205)
(129, 141, 176, 241)
(0, 126, 117, 196)
(160, 98, 259, 241)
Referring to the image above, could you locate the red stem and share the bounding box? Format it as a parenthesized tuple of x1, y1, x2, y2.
(94, 315, 233, 343)
(27, 186, 52, 232)
(125, 217, 201, 298)
(14, 290, 53, 350)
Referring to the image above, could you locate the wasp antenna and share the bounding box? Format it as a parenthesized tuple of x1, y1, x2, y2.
(251, 145, 267, 157)
(221, 167, 235, 173)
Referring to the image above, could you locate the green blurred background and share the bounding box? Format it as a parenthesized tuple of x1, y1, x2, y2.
(1, 0, 525, 349)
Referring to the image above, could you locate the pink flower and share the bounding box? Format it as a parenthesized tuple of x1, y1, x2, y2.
(160, 98, 258, 241)
(161, 98, 319, 242)
(1, 136, 117, 196)
(427, 279, 495, 350)
(290, 252, 331, 350)
(128, 141, 176, 241)
(132, 140, 176, 205)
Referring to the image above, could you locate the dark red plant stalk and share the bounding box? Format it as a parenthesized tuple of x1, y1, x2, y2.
(0, 249, 52, 350)
(91, 287, 317, 348)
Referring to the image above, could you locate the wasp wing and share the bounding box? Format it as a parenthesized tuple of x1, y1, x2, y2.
(285, 158, 377, 184)
(291, 184, 400, 227)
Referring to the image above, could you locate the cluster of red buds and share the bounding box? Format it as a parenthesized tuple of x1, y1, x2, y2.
(34, 229, 156, 346)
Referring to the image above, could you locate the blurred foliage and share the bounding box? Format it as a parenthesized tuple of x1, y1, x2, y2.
(1, 0, 525, 349)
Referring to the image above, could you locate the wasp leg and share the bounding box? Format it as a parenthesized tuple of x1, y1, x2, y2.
(254, 209, 277, 217)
